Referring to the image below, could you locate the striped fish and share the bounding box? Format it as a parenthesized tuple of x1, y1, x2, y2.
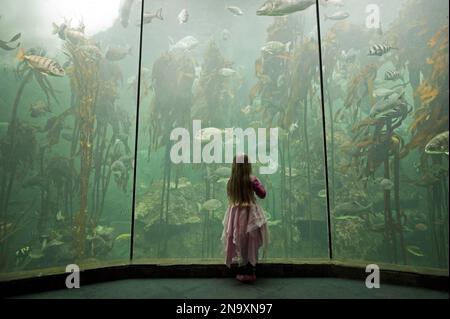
(368, 43, 397, 56)
(16, 48, 65, 77)
(384, 70, 402, 81)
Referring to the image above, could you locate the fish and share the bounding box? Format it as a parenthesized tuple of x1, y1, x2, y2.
(29, 251, 45, 259)
(227, 6, 244, 16)
(334, 215, 362, 221)
(178, 9, 189, 24)
(120, 0, 135, 28)
(169, 36, 199, 52)
(64, 29, 89, 45)
(199, 199, 223, 212)
(379, 178, 394, 190)
(142, 8, 163, 24)
(415, 223, 428, 232)
(320, 0, 345, 7)
(0, 222, 13, 234)
(115, 233, 132, 241)
(222, 29, 232, 41)
(333, 201, 372, 215)
(256, 0, 316, 16)
(261, 41, 291, 55)
(111, 160, 127, 177)
(29, 101, 52, 117)
(368, 43, 397, 56)
(241, 105, 252, 115)
(16, 246, 30, 259)
(425, 131, 449, 156)
(318, 189, 327, 198)
(0, 32, 21, 51)
(217, 177, 230, 184)
(16, 48, 65, 77)
(372, 88, 398, 98)
(56, 211, 65, 221)
(370, 91, 405, 118)
(289, 122, 299, 133)
(94, 225, 114, 237)
(47, 239, 64, 247)
(324, 11, 349, 20)
(186, 216, 202, 224)
(406, 245, 424, 257)
(105, 45, 132, 61)
(52, 23, 88, 45)
(219, 68, 237, 77)
(384, 70, 403, 81)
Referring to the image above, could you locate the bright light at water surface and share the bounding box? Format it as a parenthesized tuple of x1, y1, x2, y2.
(39, 0, 122, 35)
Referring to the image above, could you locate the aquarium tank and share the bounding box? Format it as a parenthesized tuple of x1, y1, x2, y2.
(0, 0, 448, 281)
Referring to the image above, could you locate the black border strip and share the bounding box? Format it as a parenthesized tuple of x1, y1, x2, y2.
(1, 263, 447, 298)
(315, 0, 333, 259)
(129, 0, 146, 262)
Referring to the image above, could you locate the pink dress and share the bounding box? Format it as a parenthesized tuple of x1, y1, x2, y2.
(222, 177, 269, 267)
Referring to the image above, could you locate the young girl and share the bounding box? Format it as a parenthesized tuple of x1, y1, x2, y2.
(222, 154, 269, 282)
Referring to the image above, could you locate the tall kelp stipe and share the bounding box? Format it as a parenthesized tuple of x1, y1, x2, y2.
(64, 41, 100, 257)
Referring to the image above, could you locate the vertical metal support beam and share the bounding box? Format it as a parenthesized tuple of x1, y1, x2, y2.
(130, 0, 146, 262)
(315, 0, 333, 259)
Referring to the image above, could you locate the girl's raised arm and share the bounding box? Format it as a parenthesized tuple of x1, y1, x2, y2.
(251, 176, 266, 199)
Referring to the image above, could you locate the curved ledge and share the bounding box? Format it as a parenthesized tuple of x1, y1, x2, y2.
(1, 262, 448, 298)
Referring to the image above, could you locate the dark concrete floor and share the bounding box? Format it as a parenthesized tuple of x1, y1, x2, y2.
(14, 278, 449, 299)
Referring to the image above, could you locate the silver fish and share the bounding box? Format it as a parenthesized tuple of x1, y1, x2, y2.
(227, 6, 244, 16)
(219, 68, 237, 77)
(333, 201, 373, 215)
(261, 41, 291, 54)
(169, 36, 199, 52)
(378, 178, 394, 190)
(324, 11, 349, 20)
(370, 91, 405, 118)
(368, 43, 397, 56)
(320, 0, 345, 7)
(372, 88, 397, 98)
(105, 45, 132, 61)
(256, 0, 316, 16)
(425, 131, 449, 156)
(178, 9, 189, 24)
(142, 8, 163, 24)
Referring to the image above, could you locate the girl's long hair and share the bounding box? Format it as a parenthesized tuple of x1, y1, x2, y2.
(227, 154, 255, 205)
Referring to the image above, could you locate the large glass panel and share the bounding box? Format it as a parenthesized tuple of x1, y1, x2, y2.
(321, 0, 449, 270)
(134, 0, 329, 263)
(0, 0, 140, 280)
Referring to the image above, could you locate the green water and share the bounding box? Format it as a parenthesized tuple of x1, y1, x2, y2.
(0, 0, 448, 280)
